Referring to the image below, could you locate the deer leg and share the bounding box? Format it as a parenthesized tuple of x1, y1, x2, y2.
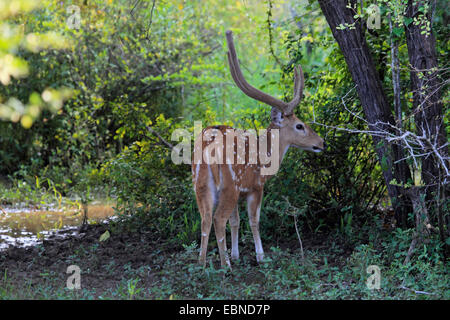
(214, 189, 239, 269)
(247, 191, 264, 262)
(229, 206, 240, 260)
(195, 165, 216, 267)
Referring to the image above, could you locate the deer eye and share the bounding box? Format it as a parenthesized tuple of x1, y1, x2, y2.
(296, 124, 304, 131)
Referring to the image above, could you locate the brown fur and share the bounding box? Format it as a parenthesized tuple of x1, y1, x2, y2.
(192, 114, 324, 268)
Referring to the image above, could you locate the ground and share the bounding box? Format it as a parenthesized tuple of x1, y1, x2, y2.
(1, 219, 448, 300)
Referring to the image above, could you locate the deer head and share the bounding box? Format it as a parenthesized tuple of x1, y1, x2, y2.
(226, 30, 325, 153)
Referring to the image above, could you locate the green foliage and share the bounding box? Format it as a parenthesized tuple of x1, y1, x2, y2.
(0, 0, 72, 128)
(1, 227, 448, 299)
(0, 0, 448, 300)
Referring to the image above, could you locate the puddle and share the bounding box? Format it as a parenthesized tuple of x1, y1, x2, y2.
(0, 202, 116, 251)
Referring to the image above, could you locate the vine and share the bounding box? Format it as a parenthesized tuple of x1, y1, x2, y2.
(266, 0, 282, 67)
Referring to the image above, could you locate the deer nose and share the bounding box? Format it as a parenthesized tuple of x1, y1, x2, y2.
(312, 141, 326, 152)
(312, 146, 322, 151)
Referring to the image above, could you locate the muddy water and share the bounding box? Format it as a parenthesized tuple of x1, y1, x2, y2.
(0, 202, 115, 250)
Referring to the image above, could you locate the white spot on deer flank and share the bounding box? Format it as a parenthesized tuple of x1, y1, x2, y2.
(228, 164, 236, 181)
(207, 165, 217, 205)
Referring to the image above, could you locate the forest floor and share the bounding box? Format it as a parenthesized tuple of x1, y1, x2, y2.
(0, 219, 448, 300)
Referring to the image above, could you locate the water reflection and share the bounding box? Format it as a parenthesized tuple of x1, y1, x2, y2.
(0, 202, 115, 250)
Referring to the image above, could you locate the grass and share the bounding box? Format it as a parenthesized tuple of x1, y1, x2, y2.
(0, 179, 448, 300)
(0, 227, 448, 300)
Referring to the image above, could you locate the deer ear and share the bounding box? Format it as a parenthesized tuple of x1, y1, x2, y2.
(271, 107, 284, 127)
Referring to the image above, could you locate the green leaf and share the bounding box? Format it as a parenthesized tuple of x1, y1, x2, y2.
(393, 27, 403, 37)
(404, 17, 413, 26)
(99, 230, 110, 242)
(381, 155, 389, 172)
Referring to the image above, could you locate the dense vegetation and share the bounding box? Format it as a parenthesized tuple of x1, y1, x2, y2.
(0, 0, 448, 299)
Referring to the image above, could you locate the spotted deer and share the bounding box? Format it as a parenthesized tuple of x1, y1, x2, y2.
(192, 31, 325, 269)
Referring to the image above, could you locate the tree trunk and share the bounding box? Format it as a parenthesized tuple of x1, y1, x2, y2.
(404, 0, 448, 196)
(317, 0, 412, 225)
(404, 0, 449, 256)
(389, 13, 402, 128)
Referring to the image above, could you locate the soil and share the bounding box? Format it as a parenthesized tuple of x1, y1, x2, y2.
(0, 223, 165, 294)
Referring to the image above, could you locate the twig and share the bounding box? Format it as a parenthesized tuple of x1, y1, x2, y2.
(398, 285, 433, 296)
(266, 0, 283, 67)
(283, 196, 305, 261)
(403, 232, 418, 265)
(250, 114, 259, 138)
(146, 0, 157, 39)
(146, 126, 173, 149)
(130, 0, 141, 18)
(79, 202, 88, 233)
(293, 214, 305, 261)
(311, 116, 450, 184)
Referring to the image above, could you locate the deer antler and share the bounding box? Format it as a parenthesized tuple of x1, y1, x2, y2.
(225, 30, 304, 116)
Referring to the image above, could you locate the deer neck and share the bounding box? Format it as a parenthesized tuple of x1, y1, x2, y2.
(259, 123, 290, 183)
